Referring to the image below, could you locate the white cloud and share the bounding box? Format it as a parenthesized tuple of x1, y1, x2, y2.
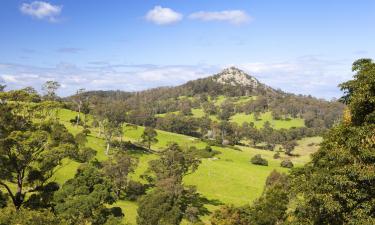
(20, 1, 62, 22)
(0, 56, 353, 99)
(145, 6, 183, 25)
(189, 10, 251, 25)
(231, 56, 353, 99)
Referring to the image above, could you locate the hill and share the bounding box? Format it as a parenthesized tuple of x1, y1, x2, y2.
(66, 67, 343, 148)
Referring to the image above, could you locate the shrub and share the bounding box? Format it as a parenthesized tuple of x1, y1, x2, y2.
(250, 154, 268, 166)
(273, 152, 280, 159)
(125, 180, 147, 201)
(280, 159, 294, 168)
(188, 146, 220, 159)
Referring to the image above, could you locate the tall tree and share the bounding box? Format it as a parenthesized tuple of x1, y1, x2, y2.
(71, 88, 86, 126)
(140, 126, 158, 150)
(0, 103, 78, 209)
(103, 152, 138, 198)
(137, 143, 207, 225)
(290, 58, 375, 224)
(53, 164, 123, 225)
(42, 81, 60, 101)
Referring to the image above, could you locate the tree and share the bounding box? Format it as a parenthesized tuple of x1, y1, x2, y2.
(103, 152, 138, 198)
(102, 119, 118, 155)
(0, 103, 78, 210)
(250, 154, 268, 166)
(140, 126, 158, 150)
(0, 206, 63, 225)
(246, 171, 290, 225)
(289, 59, 375, 224)
(0, 190, 7, 208)
(137, 143, 207, 225)
(71, 88, 87, 126)
(280, 159, 294, 168)
(42, 81, 60, 100)
(0, 81, 5, 92)
(211, 205, 251, 225)
(282, 140, 297, 156)
(53, 164, 123, 225)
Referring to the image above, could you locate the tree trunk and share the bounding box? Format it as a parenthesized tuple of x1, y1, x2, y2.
(105, 142, 110, 155)
(98, 121, 103, 137)
(76, 105, 81, 126)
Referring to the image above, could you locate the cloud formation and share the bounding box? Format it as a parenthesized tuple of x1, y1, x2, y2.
(233, 56, 352, 99)
(145, 6, 183, 25)
(20, 1, 62, 22)
(189, 10, 251, 25)
(0, 56, 353, 99)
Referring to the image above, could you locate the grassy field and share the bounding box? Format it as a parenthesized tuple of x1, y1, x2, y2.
(47, 108, 318, 224)
(230, 111, 305, 129)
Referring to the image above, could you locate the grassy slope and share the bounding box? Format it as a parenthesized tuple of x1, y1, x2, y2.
(157, 96, 305, 129)
(52, 108, 317, 224)
(230, 111, 305, 129)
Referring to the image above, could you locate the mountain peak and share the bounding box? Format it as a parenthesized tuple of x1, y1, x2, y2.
(214, 67, 260, 87)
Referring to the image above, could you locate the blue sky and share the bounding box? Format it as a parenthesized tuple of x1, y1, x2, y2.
(0, 0, 374, 98)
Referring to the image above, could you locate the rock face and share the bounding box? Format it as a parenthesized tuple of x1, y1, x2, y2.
(214, 67, 260, 88)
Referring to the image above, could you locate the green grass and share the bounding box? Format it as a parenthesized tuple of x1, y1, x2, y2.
(184, 146, 289, 206)
(23, 107, 318, 225)
(230, 111, 305, 129)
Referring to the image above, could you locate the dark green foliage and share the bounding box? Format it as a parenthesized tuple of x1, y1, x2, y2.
(24, 182, 59, 210)
(0, 207, 63, 225)
(0, 190, 7, 208)
(156, 113, 200, 137)
(76, 147, 96, 162)
(250, 154, 268, 166)
(141, 126, 158, 150)
(289, 58, 375, 224)
(187, 145, 220, 159)
(102, 152, 138, 198)
(0, 103, 79, 209)
(340, 58, 375, 125)
(273, 152, 280, 159)
(210, 205, 251, 225)
(280, 159, 294, 168)
(247, 172, 289, 225)
(53, 164, 122, 225)
(137, 143, 208, 225)
(125, 180, 147, 201)
(282, 140, 298, 155)
(0, 88, 41, 102)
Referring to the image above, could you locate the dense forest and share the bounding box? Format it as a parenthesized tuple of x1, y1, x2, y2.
(0, 59, 374, 224)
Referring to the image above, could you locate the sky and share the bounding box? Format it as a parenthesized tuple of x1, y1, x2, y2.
(0, 0, 374, 99)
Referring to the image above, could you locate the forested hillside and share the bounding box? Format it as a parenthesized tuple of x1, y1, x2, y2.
(66, 67, 344, 150)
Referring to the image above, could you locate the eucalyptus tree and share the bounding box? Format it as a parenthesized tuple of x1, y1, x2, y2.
(141, 126, 158, 150)
(137, 143, 208, 225)
(0, 102, 79, 210)
(42, 81, 60, 101)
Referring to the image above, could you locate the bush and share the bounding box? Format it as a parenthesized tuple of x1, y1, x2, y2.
(125, 180, 147, 201)
(280, 159, 294, 168)
(188, 146, 220, 159)
(273, 152, 280, 159)
(250, 154, 268, 166)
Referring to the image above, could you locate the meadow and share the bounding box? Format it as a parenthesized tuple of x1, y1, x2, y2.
(51, 108, 319, 224)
